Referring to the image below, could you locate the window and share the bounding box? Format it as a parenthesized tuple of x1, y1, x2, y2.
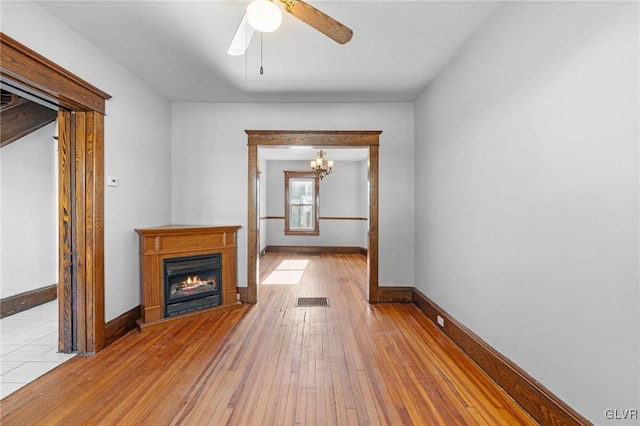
(284, 171, 319, 236)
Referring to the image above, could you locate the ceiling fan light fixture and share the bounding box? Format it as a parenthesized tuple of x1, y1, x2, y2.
(246, 0, 282, 33)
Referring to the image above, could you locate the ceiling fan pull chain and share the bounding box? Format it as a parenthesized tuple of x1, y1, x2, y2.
(260, 31, 264, 75)
(245, 14, 249, 88)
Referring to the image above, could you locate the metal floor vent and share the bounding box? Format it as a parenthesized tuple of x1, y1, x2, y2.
(296, 297, 329, 307)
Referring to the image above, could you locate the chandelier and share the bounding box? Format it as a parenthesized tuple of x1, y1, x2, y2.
(310, 150, 334, 180)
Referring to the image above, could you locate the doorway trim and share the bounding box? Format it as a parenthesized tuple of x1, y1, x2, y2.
(1, 33, 111, 354)
(246, 130, 381, 304)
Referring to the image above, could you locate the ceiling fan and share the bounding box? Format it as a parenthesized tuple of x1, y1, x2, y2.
(227, 0, 353, 56)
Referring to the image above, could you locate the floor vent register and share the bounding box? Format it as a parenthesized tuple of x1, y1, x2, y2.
(295, 297, 329, 307)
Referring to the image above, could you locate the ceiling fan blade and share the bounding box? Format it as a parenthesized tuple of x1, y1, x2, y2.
(286, 0, 353, 45)
(227, 13, 255, 56)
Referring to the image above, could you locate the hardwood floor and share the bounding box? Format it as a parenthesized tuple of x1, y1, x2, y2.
(0, 253, 536, 425)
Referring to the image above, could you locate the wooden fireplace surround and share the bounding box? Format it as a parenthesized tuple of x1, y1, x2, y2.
(135, 226, 241, 331)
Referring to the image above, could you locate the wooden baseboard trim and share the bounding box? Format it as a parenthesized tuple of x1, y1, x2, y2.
(237, 287, 248, 304)
(378, 286, 412, 303)
(105, 305, 141, 346)
(412, 288, 591, 426)
(265, 245, 367, 255)
(261, 216, 367, 221)
(0, 284, 57, 318)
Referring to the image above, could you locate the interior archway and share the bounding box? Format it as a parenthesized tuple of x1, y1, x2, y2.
(1, 33, 110, 354)
(246, 130, 381, 304)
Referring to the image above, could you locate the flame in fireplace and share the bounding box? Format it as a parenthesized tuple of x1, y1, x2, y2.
(180, 276, 206, 289)
(169, 275, 217, 298)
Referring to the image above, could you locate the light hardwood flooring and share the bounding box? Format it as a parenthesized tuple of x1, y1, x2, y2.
(0, 253, 536, 425)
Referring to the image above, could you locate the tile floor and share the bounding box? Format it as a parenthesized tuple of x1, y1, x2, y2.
(0, 300, 75, 399)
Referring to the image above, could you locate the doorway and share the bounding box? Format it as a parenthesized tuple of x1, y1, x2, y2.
(246, 130, 381, 304)
(1, 33, 111, 354)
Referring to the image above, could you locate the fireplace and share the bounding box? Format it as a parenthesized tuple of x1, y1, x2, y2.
(164, 254, 222, 317)
(136, 226, 241, 331)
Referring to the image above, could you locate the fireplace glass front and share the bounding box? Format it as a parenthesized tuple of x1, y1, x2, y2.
(164, 253, 221, 317)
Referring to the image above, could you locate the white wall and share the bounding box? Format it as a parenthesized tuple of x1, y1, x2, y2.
(171, 102, 414, 287)
(1, 2, 173, 321)
(258, 155, 268, 252)
(357, 160, 369, 247)
(414, 2, 639, 423)
(264, 160, 367, 248)
(0, 123, 57, 298)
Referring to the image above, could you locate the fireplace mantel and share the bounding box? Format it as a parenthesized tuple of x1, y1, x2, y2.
(135, 225, 241, 331)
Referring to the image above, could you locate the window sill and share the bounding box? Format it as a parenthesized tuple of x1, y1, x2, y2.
(285, 230, 320, 236)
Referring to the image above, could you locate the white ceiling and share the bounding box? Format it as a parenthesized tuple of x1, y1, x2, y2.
(37, 0, 498, 103)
